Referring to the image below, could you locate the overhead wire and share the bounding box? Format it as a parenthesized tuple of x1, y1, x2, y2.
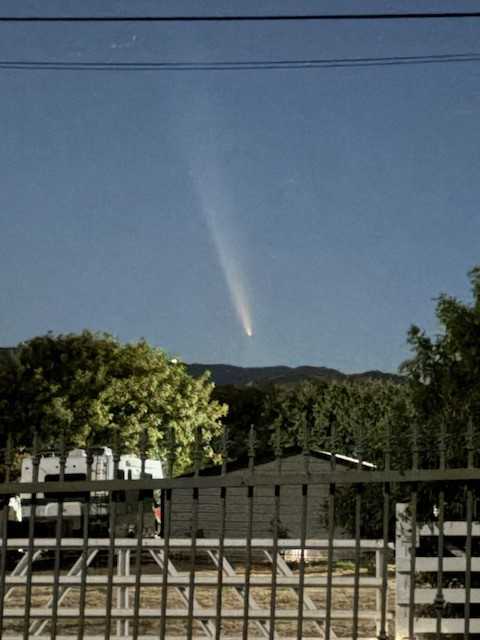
(0, 52, 479, 72)
(1, 11, 480, 22)
(1, 11, 479, 73)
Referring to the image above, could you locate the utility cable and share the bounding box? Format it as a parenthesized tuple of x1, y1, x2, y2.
(1, 11, 480, 22)
(0, 52, 479, 72)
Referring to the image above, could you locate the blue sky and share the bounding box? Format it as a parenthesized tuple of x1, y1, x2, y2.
(1, 1, 479, 372)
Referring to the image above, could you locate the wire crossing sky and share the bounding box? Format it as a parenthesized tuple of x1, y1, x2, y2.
(1, 0, 480, 372)
(1, 52, 480, 71)
(2, 10, 480, 21)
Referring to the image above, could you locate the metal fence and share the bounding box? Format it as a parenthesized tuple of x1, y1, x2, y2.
(0, 419, 479, 639)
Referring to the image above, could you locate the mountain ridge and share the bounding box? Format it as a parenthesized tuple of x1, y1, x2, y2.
(1, 347, 403, 386)
(186, 363, 403, 386)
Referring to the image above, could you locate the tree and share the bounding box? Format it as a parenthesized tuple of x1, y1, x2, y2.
(261, 378, 411, 466)
(401, 266, 480, 470)
(211, 385, 269, 459)
(0, 331, 227, 472)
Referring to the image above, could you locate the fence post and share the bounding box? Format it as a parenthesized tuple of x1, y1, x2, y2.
(396, 502, 413, 640)
(375, 549, 383, 637)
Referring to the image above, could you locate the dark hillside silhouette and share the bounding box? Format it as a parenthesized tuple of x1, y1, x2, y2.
(187, 363, 403, 386)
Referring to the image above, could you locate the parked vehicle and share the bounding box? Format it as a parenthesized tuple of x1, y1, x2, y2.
(19, 447, 164, 536)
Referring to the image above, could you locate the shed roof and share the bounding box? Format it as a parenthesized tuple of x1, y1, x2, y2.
(181, 445, 375, 477)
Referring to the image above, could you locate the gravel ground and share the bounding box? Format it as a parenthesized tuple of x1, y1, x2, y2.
(3, 554, 396, 638)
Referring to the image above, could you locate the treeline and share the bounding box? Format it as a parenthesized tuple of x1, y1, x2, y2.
(213, 378, 412, 468)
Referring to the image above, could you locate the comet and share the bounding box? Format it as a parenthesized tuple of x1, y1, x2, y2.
(202, 201, 254, 338)
(189, 154, 254, 339)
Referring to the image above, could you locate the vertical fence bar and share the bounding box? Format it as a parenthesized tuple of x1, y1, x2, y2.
(77, 445, 94, 640)
(378, 421, 391, 640)
(464, 416, 474, 640)
(325, 415, 336, 640)
(132, 429, 148, 640)
(408, 421, 419, 640)
(104, 433, 120, 640)
(242, 425, 256, 640)
(116, 548, 123, 635)
(434, 419, 446, 640)
(352, 420, 363, 640)
(268, 423, 283, 640)
(159, 426, 175, 640)
(50, 432, 67, 639)
(116, 548, 127, 637)
(214, 426, 229, 640)
(23, 431, 41, 640)
(125, 549, 131, 635)
(0, 434, 13, 639)
(186, 427, 202, 640)
(296, 409, 311, 640)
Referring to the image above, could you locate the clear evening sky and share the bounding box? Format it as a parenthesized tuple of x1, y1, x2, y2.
(1, 1, 479, 373)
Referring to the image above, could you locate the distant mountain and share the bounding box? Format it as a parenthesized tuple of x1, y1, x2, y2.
(0, 346, 402, 386)
(186, 363, 403, 386)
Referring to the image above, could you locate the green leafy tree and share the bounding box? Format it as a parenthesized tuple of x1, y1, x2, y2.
(261, 378, 411, 466)
(211, 385, 269, 458)
(0, 331, 227, 472)
(401, 266, 480, 469)
(397, 267, 480, 524)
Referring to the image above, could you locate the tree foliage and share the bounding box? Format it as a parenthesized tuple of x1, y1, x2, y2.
(211, 385, 269, 458)
(261, 379, 412, 468)
(0, 331, 227, 472)
(401, 266, 480, 469)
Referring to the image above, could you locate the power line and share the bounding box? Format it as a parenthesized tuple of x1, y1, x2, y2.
(1, 11, 480, 23)
(0, 53, 479, 72)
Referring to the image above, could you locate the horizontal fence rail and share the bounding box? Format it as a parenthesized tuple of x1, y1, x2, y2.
(0, 538, 393, 550)
(3, 467, 480, 495)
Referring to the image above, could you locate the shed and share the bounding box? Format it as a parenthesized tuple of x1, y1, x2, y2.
(169, 447, 374, 539)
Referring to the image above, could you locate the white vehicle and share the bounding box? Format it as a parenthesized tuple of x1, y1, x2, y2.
(20, 447, 164, 536)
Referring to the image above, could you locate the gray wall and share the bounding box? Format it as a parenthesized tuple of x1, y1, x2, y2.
(170, 454, 351, 539)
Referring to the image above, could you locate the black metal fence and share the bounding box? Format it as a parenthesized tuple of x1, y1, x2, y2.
(0, 419, 479, 639)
